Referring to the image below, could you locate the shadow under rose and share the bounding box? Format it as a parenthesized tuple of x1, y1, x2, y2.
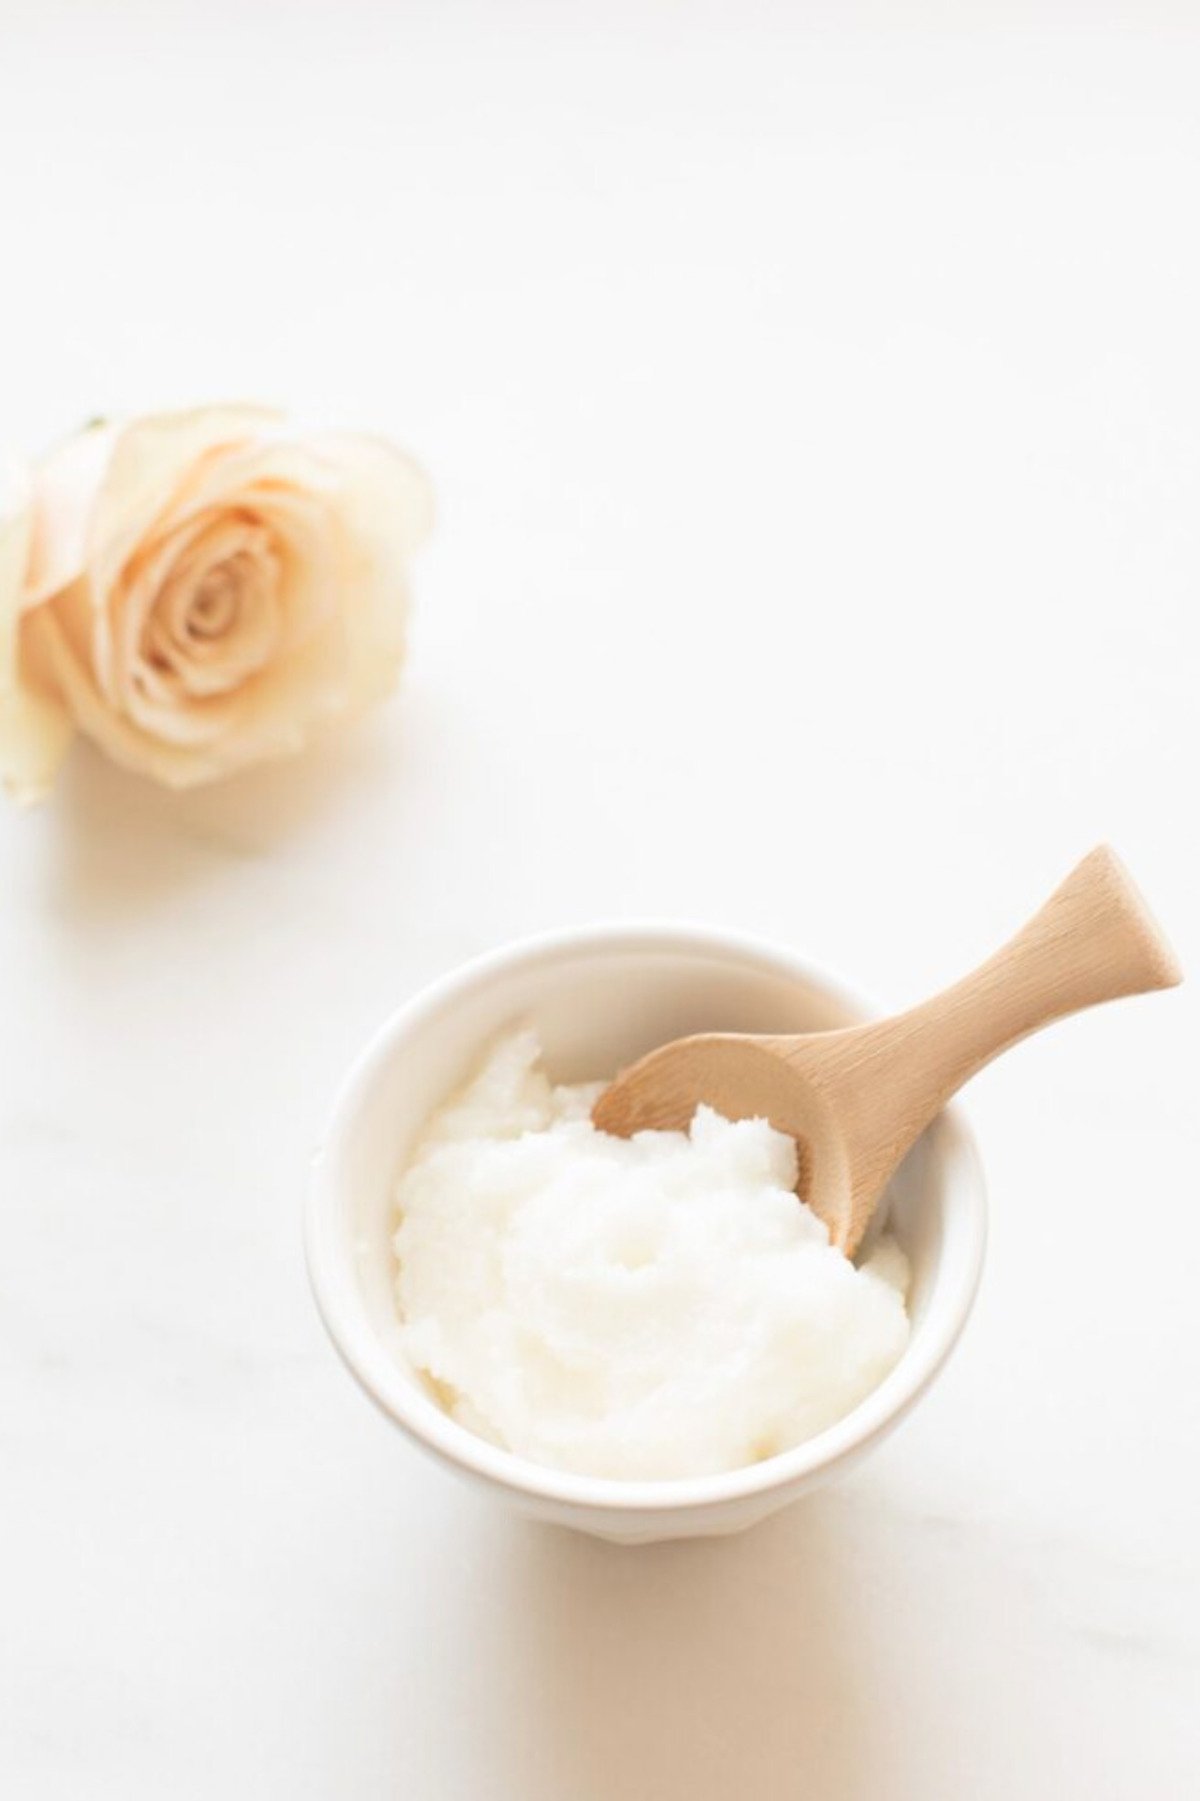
(38, 706, 414, 928)
(479, 1493, 878, 1801)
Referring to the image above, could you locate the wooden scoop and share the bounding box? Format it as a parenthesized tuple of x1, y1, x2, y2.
(592, 847, 1181, 1257)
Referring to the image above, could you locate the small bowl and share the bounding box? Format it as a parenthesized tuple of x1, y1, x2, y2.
(306, 925, 986, 1544)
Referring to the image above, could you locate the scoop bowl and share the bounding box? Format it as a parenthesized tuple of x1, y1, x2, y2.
(305, 923, 987, 1543)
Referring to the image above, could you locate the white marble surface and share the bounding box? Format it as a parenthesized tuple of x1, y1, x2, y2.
(2, 4, 1198, 1796)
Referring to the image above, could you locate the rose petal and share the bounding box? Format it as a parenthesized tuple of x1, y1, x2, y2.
(31, 605, 235, 777)
(147, 524, 281, 699)
(25, 421, 117, 605)
(311, 435, 431, 704)
(308, 434, 434, 558)
(0, 498, 73, 802)
(85, 404, 283, 606)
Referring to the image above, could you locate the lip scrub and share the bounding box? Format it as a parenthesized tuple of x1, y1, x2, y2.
(392, 1029, 910, 1481)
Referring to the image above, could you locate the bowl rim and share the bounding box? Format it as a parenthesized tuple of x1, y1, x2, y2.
(306, 921, 987, 1515)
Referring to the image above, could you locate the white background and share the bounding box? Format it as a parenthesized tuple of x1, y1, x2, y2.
(2, 3, 1198, 1796)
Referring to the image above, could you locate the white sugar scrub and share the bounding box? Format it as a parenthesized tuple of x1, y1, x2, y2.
(392, 1029, 911, 1481)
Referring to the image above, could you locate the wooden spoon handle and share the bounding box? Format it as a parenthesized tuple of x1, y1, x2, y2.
(823, 846, 1181, 1196)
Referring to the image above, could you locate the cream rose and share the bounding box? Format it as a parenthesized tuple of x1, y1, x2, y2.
(0, 405, 431, 800)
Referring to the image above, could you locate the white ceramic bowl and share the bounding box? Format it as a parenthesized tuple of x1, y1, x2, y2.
(306, 925, 986, 1544)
